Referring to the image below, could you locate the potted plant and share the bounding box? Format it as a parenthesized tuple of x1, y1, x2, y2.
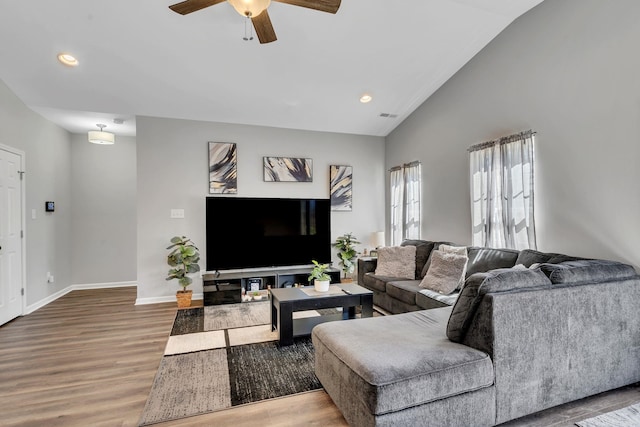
(308, 260, 331, 292)
(332, 233, 360, 282)
(166, 236, 200, 308)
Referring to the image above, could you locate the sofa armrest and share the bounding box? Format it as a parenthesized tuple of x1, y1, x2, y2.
(357, 257, 377, 284)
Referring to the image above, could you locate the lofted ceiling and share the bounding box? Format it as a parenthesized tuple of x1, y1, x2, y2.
(0, 0, 543, 138)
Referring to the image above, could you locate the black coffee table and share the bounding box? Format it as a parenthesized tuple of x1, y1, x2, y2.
(270, 283, 373, 346)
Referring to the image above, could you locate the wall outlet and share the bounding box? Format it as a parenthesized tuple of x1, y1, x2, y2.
(47, 272, 54, 283)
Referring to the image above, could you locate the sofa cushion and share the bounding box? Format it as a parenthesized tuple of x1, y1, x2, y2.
(417, 288, 459, 308)
(515, 249, 584, 268)
(420, 241, 457, 277)
(447, 268, 552, 343)
(540, 260, 638, 285)
(401, 240, 436, 279)
(419, 250, 468, 294)
(386, 280, 421, 306)
(375, 246, 416, 279)
(362, 273, 391, 293)
(312, 308, 494, 415)
(465, 247, 520, 278)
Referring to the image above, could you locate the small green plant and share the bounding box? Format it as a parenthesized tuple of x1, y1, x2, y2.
(308, 260, 331, 283)
(332, 233, 360, 278)
(166, 236, 201, 290)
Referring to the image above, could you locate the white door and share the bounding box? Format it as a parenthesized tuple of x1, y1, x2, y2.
(0, 147, 24, 326)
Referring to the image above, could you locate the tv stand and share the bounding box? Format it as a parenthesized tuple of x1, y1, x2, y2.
(202, 266, 341, 306)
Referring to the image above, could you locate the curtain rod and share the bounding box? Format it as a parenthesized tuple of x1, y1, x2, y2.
(467, 130, 536, 153)
(389, 160, 421, 172)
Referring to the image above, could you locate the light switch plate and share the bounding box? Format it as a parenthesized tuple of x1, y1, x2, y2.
(170, 209, 185, 219)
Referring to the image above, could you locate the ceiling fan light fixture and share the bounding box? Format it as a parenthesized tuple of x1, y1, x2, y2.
(88, 124, 115, 145)
(228, 0, 271, 17)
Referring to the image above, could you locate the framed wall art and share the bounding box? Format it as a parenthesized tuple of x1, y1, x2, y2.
(330, 165, 353, 211)
(209, 142, 237, 194)
(263, 157, 313, 182)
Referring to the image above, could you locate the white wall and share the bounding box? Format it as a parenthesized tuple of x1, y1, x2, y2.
(70, 134, 137, 285)
(136, 116, 385, 302)
(0, 79, 72, 306)
(386, 0, 640, 269)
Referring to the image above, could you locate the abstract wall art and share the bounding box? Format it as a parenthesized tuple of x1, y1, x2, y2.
(330, 165, 353, 211)
(209, 142, 237, 194)
(263, 157, 313, 182)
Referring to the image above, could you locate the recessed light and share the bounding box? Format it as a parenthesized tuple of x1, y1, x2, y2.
(57, 53, 78, 67)
(360, 94, 373, 103)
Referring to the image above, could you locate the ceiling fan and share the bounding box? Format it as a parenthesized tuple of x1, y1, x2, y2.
(169, 0, 342, 44)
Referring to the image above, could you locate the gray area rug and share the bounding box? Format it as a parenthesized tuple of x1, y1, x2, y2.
(138, 301, 324, 426)
(575, 402, 640, 427)
(204, 300, 271, 331)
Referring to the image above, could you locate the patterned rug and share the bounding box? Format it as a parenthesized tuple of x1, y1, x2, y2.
(138, 301, 328, 426)
(575, 402, 640, 427)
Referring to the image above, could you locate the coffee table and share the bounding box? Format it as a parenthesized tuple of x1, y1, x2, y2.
(270, 283, 373, 346)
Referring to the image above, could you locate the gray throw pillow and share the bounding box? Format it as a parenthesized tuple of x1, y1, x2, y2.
(419, 250, 468, 294)
(374, 246, 416, 279)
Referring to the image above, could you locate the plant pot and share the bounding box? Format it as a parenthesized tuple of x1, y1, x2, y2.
(341, 277, 354, 283)
(176, 290, 193, 308)
(314, 280, 330, 292)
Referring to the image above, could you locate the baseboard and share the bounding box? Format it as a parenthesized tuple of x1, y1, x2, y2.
(135, 293, 204, 306)
(26, 281, 138, 314)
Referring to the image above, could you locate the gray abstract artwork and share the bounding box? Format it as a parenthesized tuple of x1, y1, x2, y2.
(209, 142, 237, 194)
(263, 157, 313, 182)
(330, 165, 352, 211)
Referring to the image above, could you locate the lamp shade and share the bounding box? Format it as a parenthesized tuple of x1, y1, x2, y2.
(228, 0, 271, 17)
(88, 131, 115, 145)
(373, 231, 385, 248)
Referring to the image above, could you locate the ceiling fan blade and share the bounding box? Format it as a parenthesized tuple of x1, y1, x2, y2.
(252, 10, 277, 44)
(169, 0, 226, 15)
(272, 0, 341, 14)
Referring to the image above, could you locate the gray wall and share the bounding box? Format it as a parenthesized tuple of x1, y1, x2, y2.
(386, 0, 640, 268)
(136, 116, 385, 302)
(70, 134, 137, 285)
(0, 79, 72, 306)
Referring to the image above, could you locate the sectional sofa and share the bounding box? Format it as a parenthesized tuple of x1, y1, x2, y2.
(314, 240, 640, 426)
(357, 239, 583, 314)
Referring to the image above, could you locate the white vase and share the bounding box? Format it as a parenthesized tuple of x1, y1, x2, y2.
(314, 280, 330, 292)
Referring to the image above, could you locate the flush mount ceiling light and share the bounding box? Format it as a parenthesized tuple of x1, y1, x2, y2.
(57, 53, 78, 67)
(168, 0, 341, 44)
(360, 94, 373, 103)
(88, 124, 115, 145)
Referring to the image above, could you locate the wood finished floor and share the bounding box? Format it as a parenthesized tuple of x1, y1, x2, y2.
(0, 287, 638, 427)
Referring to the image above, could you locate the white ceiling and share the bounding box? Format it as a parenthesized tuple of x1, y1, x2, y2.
(0, 0, 543, 138)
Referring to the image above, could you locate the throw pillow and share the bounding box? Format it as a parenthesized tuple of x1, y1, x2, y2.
(419, 250, 468, 294)
(374, 246, 416, 279)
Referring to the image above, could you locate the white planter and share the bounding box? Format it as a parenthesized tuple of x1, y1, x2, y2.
(314, 280, 330, 292)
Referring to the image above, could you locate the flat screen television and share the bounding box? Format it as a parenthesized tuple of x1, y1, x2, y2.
(205, 197, 331, 271)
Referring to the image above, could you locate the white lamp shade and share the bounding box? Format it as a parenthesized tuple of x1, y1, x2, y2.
(228, 0, 271, 17)
(88, 130, 115, 145)
(373, 231, 385, 248)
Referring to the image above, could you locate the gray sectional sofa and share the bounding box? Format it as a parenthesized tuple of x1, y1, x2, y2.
(315, 241, 640, 426)
(357, 239, 582, 314)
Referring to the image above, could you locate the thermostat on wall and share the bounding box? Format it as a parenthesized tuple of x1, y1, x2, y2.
(45, 201, 55, 212)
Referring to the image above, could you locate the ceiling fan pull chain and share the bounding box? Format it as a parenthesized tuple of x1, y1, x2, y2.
(243, 16, 254, 41)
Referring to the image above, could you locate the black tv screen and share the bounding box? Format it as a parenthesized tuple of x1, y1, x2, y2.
(205, 197, 331, 271)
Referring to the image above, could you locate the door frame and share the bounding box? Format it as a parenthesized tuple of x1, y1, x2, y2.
(0, 143, 26, 317)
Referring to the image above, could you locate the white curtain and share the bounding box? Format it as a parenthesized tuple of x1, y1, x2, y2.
(390, 162, 421, 246)
(469, 131, 536, 250)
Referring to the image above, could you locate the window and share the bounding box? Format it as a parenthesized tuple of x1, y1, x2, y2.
(469, 130, 536, 250)
(390, 161, 421, 246)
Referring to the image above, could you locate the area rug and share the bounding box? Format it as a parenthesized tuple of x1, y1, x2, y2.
(575, 402, 640, 427)
(138, 301, 328, 426)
